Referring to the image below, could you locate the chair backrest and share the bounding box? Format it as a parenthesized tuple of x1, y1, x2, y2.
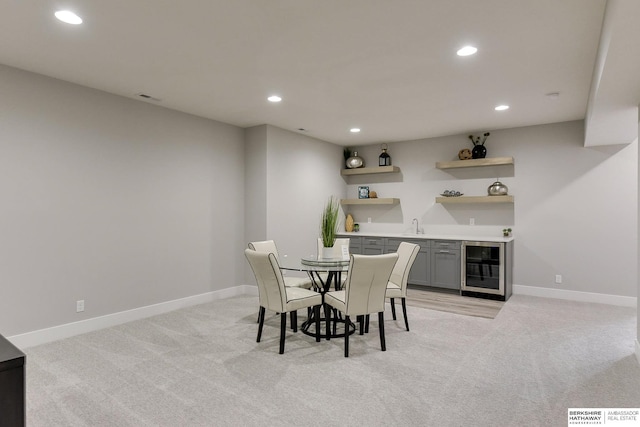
(248, 240, 281, 261)
(343, 253, 398, 316)
(316, 238, 350, 259)
(389, 242, 420, 296)
(244, 249, 286, 312)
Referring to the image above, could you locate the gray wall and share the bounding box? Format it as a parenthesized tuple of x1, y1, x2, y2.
(244, 125, 268, 257)
(0, 65, 245, 336)
(244, 124, 345, 282)
(1, 64, 636, 343)
(350, 121, 637, 297)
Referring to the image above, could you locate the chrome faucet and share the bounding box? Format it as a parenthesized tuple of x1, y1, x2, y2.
(412, 218, 419, 234)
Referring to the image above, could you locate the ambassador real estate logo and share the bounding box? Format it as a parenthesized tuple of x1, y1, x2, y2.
(568, 409, 640, 426)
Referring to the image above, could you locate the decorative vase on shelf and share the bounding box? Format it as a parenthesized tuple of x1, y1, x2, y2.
(488, 181, 508, 196)
(346, 151, 364, 169)
(345, 214, 354, 232)
(469, 132, 490, 159)
(472, 145, 487, 159)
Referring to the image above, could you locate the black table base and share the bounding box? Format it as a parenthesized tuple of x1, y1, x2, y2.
(299, 270, 361, 340)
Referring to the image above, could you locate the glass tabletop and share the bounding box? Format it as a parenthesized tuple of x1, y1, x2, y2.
(301, 255, 349, 266)
(280, 255, 349, 272)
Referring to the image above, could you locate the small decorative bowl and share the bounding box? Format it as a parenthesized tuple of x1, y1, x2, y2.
(440, 190, 463, 197)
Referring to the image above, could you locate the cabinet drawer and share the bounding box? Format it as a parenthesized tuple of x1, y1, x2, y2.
(345, 236, 362, 245)
(384, 238, 404, 251)
(362, 237, 384, 255)
(362, 237, 384, 246)
(431, 240, 461, 250)
(386, 238, 429, 251)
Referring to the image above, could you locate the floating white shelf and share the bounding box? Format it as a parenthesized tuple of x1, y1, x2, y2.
(340, 198, 400, 205)
(341, 166, 400, 176)
(435, 195, 514, 204)
(435, 157, 514, 170)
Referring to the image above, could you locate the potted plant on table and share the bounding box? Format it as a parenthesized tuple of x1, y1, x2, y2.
(320, 196, 340, 258)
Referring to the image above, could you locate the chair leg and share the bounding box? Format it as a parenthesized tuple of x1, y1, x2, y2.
(390, 297, 397, 320)
(378, 311, 386, 352)
(332, 308, 338, 336)
(257, 307, 266, 342)
(314, 305, 321, 342)
(358, 315, 364, 335)
(279, 313, 287, 354)
(401, 297, 409, 331)
(291, 311, 297, 332)
(325, 304, 332, 341)
(365, 314, 370, 333)
(344, 315, 350, 357)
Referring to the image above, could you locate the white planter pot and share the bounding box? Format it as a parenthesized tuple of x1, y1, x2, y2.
(321, 246, 333, 259)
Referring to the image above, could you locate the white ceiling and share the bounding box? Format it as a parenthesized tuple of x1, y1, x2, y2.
(1, 0, 632, 146)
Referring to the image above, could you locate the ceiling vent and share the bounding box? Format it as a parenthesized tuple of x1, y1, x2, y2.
(135, 93, 161, 102)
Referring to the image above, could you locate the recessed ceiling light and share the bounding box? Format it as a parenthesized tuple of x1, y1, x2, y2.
(55, 10, 83, 25)
(457, 46, 477, 56)
(267, 95, 282, 103)
(350, 128, 361, 133)
(495, 105, 510, 111)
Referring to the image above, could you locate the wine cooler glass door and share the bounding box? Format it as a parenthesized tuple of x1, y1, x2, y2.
(462, 242, 504, 295)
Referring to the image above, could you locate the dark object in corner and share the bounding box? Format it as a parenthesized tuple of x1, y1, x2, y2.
(0, 334, 25, 427)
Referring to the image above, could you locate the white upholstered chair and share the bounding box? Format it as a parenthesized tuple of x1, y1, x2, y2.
(324, 253, 398, 357)
(386, 242, 420, 331)
(244, 249, 322, 354)
(248, 240, 312, 289)
(248, 240, 313, 330)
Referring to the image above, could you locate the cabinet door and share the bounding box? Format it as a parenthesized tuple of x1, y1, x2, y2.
(430, 249, 461, 289)
(384, 239, 429, 286)
(384, 238, 404, 252)
(363, 246, 384, 255)
(407, 247, 430, 286)
(347, 236, 362, 254)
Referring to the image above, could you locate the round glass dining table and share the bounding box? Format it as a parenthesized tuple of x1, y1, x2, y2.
(281, 255, 348, 292)
(280, 255, 353, 339)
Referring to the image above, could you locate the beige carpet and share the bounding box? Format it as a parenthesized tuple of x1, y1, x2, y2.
(23, 294, 640, 426)
(405, 286, 504, 319)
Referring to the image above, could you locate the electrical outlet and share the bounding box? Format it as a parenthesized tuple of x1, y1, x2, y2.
(555, 275, 562, 284)
(469, 218, 475, 226)
(367, 217, 372, 223)
(76, 300, 85, 313)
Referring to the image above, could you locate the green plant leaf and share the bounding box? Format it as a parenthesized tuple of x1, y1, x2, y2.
(321, 196, 340, 248)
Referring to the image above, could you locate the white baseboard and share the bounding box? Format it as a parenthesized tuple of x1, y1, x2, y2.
(7, 284, 633, 349)
(513, 284, 637, 308)
(8, 285, 257, 349)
